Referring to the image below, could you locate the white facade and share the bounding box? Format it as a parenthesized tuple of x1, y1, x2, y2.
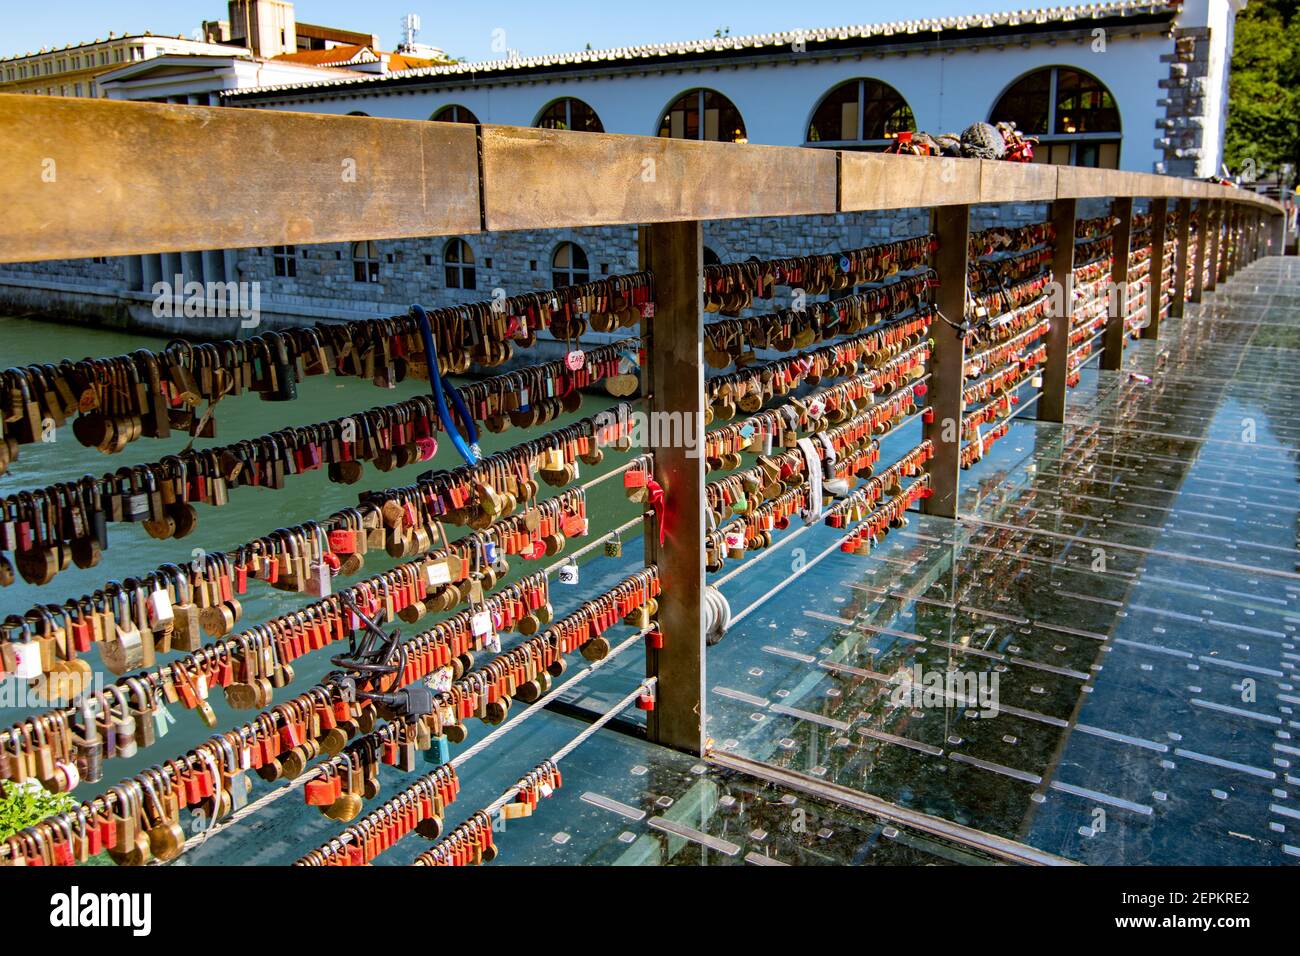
(223, 1, 1244, 177)
(97, 55, 361, 105)
(239, 35, 1167, 171)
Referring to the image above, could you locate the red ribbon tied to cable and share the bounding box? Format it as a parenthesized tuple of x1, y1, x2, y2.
(646, 477, 667, 546)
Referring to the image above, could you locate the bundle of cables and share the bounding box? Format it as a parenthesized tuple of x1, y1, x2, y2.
(412, 304, 481, 467)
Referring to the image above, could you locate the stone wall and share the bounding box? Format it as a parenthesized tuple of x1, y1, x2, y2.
(1157, 26, 1212, 177)
(0, 201, 1060, 347)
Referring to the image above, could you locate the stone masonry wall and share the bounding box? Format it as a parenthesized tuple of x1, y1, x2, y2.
(1157, 27, 1212, 177)
(0, 201, 1060, 345)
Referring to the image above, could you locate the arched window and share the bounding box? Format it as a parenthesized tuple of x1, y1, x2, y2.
(703, 246, 722, 266)
(534, 97, 603, 133)
(657, 89, 746, 143)
(990, 67, 1121, 168)
(431, 104, 479, 124)
(352, 240, 380, 283)
(346, 110, 370, 117)
(444, 239, 476, 290)
(552, 242, 589, 287)
(806, 79, 915, 150)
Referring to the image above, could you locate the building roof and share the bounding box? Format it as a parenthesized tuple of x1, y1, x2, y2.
(94, 52, 367, 88)
(272, 44, 444, 71)
(223, 0, 1180, 100)
(1, 32, 243, 63)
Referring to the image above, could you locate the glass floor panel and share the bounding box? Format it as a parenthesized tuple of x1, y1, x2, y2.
(706, 257, 1300, 866)
(179, 699, 1005, 867)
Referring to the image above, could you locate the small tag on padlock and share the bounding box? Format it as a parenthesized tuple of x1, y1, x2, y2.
(154, 702, 175, 739)
(12, 643, 43, 679)
(428, 666, 454, 694)
(149, 586, 174, 624)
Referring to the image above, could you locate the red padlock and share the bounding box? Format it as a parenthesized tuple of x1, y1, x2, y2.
(636, 691, 655, 711)
(329, 529, 357, 554)
(645, 629, 664, 650)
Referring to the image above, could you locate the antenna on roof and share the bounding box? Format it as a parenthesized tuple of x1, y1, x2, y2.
(399, 13, 420, 52)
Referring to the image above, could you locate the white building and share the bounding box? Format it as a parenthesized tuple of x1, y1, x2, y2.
(96, 54, 366, 105)
(223, 0, 1243, 178)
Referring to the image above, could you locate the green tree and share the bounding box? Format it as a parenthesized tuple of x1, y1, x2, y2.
(1225, 0, 1300, 182)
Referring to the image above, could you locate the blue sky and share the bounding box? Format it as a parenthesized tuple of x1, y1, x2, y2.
(2, 0, 987, 60)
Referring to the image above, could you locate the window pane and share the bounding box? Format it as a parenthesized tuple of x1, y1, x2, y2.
(839, 101, 858, 141)
(990, 69, 1052, 135)
(446, 239, 471, 265)
(432, 105, 479, 123)
(536, 98, 603, 133)
(808, 79, 913, 144)
(1055, 69, 1119, 134)
(660, 89, 744, 142)
(536, 100, 569, 129)
(863, 83, 913, 139)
